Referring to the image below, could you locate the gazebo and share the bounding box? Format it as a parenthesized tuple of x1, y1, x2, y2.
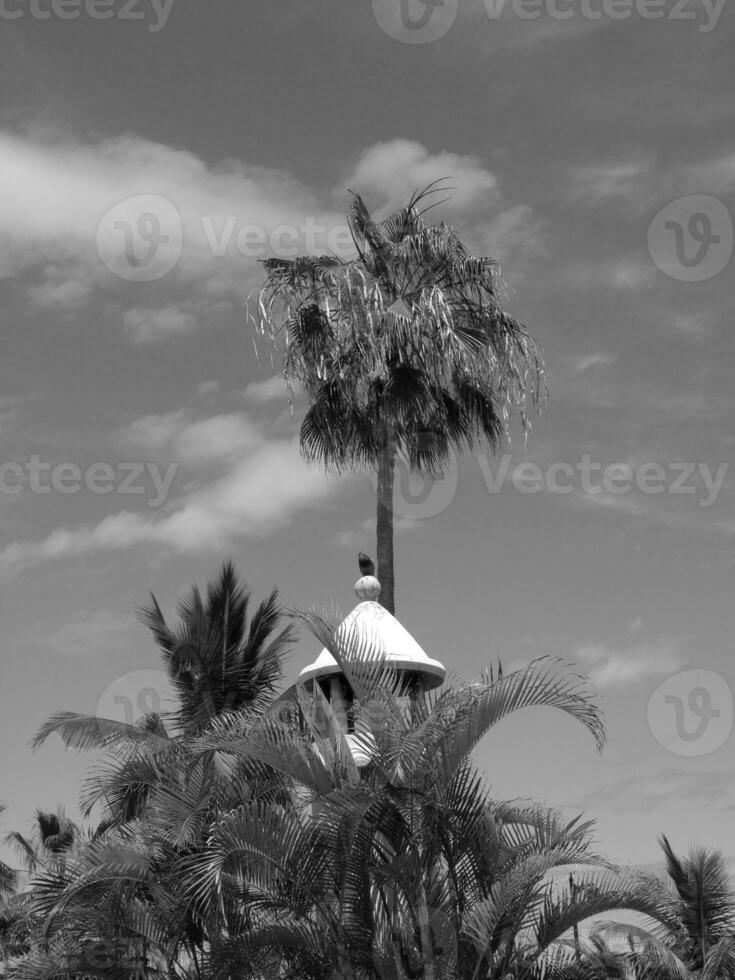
(298, 569, 446, 765)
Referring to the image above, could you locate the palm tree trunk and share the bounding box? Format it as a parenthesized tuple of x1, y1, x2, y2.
(570, 873, 581, 962)
(698, 896, 709, 966)
(416, 869, 436, 980)
(376, 436, 396, 615)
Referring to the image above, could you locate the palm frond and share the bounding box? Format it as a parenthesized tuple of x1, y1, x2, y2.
(31, 713, 173, 753)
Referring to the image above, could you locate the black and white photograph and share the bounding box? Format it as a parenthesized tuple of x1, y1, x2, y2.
(1, 1, 734, 977)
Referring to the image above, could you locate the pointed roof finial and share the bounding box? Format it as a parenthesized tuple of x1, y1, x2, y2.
(298, 557, 445, 690)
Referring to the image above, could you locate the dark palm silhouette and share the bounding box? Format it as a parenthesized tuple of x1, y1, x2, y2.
(136, 560, 294, 732)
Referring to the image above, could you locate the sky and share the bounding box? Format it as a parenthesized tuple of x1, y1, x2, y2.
(0, 0, 734, 872)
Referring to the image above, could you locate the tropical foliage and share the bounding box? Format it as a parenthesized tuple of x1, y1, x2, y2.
(31, 562, 295, 831)
(586, 836, 735, 980)
(5, 565, 724, 980)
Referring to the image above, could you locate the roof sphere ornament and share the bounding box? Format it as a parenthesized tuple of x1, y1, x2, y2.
(355, 575, 382, 602)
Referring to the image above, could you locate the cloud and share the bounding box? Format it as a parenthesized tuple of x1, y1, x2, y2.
(650, 392, 717, 422)
(341, 139, 543, 266)
(571, 488, 650, 518)
(33, 610, 133, 657)
(27, 273, 93, 312)
(0, 129, 539, 340)
(573, 353, 617, 373)
(175, 415, 262, 465)
(120, 411, 266, 466)
(343, 139, 498, 216)
(120, 411, 189, 454)
(668, 312, 710, 341)
(478, 203, 547, 265)
(123, 304, 199, 343)
(459, 1, 607, 56)
(0, 437, 340, 575)
(567, 159, 653, 205)
(197, 380, 220, 398)
(0, 406, 348, 575)
(567, 257, 656, 292)
(243, 375, 290, 405)
(0, 128, 345, 328)
(683, 150, 735, 195)
(565, 768, 733, 814)
(574, 638, 682, 688)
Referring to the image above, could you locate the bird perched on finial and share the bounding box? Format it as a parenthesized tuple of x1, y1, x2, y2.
(358, 552, 375, 576)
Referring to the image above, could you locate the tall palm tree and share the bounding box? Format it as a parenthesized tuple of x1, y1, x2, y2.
(252, 186, 543, 613)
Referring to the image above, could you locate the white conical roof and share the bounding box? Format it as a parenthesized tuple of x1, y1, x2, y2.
(298, 576, 446, 690)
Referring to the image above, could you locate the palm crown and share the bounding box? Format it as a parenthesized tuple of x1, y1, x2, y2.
(136, 560, 294, 733)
